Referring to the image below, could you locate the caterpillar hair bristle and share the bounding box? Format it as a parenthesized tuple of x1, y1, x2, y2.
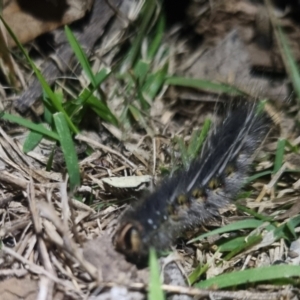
(113, 102, 270, 262)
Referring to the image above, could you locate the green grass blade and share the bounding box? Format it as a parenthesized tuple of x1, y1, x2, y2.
(188, 219, 266, 244)
(273, 138, 286, 173)
(148, 15, 166, 59)
(65, 25, 96, 87)
(246, 170, 273, 184)
(189, 260, 211, 285)
(276, 26, 300, 101)
(82, 89, 118, 126)
(2, 113, 59, 140)
(53, 113, 80, 191)
(165, 76, 246, 95)
(134, 60, 151, 86)
(289, 215, 300, 228)
(0, 16, 79, 134)
(187, 119, 211, 161)
(128, 104, 149, 131)
(94, 68, 111, 85)
(189, 251, 222, 285)
(122, 0, 157, 70)
(274, 215, 300, 241)
(218, 236, 248, 252)
(174, 136, 189, 169)
(46, 146, 55, 172)
(23, 131, 44, 153)
(235, 204, 274, 222)
(143, 62, 168, 100)
(223, 234, 262, 261)
(196, 265, 300, 289)
(148, 248, 165, 300)
(137, 89, 151, 110)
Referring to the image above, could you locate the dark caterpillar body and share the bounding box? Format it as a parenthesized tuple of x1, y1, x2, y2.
(114, 103, 270, 262)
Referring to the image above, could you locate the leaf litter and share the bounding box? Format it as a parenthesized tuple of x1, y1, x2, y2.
(1, 0, 300, 299)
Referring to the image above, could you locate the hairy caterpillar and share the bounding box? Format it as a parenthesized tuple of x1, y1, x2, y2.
(114, 103, 270, 262)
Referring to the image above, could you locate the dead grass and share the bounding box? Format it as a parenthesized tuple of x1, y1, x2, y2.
(1, 0, 300, 299)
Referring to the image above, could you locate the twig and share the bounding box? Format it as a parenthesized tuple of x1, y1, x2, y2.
(76, 133, 137, 168)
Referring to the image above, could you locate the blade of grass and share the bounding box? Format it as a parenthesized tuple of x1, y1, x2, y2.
(223, 234, 262, 261)
(81, 89, 118, 126)
(275, 26, 300, 101)
(187, 219, 266, 244)
(148, 15, 165, 59)
(137, 88, 151, 110)
(0, 16, 79, 134)
(122, 0, 157, 70)
(273, 138, 286, 173)
(148, 248, 165, 300)
(65, 25, 96, 87)
(187, 119, 211, 162)
(128, 104, 150, 132)
(46, 146, 55, 172)
(189, 251, 220, 285)
(23, 131, 44, 153)
(246, 170, 273, 184)
(165, 76, 246, 96)
(235, 203, 274, 222)
(218, 236, 248, 252)
(274, 215, 300, 241)
(143, 62, 168, 101)
(134, 60, 151, 87)
(188, 262, 210, 286)
(53, 113, 80, 191)
(196, 265, 300, 289)
(174, 136, 189, 169)
(2, 113, 59, 140)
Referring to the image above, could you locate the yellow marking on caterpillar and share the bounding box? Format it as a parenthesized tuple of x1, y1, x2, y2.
(225, 165, 235, 177)
(192, 188, 203, 198)
(208, 178, 220, 190)
(177, 194, 188, 205)
(192, 188, 206, 202)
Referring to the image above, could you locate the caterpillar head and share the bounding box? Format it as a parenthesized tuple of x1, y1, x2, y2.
(113, 221, 147, 261)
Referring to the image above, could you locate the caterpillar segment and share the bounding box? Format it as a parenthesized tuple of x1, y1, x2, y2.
(113, 103, 270, 262)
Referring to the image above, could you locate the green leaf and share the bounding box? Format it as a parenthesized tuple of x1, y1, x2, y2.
(81, 89, 118, 126)
(148, 248, 165, 300)
(189, 262, 209, 285)
(143, 62, 168, 100)
(122, 0, 157, 70)
(2, 113, 59, 141)
(94, 68, 111, 86)
(23, 131, 44, 153)
(134, 60, 151, 86)
(218, 236, 248, 252)
(0, 16, 78, 134)
(223, 234, 262, 261)
(46, 146, 55, 172)
(137, 88, 151, 110)
(188, 219, 266, 244)
(65, 25, 96, 87)
(276, 26, 300, 102)
(53, 113, 81, 191)
(148, 15, 166, 59)
(235, 204, 274, 222)
(273, 138, 286, 173)
(246, 170, 273, 184)
(128, 104, 149, 131)
(187, 119, 211, 162)
(274, 215, 300, 241)
(174, 136, 189, 169)
(196, 265, 300, 289)
(165, 76, 246, 96)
